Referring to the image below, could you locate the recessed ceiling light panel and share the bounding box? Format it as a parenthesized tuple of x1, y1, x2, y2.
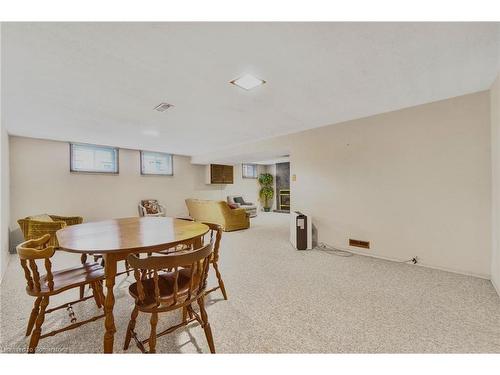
(154, 103, 174, 112)
(230, 74, 266, 90)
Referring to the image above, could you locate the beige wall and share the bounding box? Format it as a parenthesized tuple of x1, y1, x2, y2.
(491, 75, 500, 293)
(1, 23, 10, 282)
(7, 91, 494, 278)
(8, 137, 262, 249)
(194, 91, 492, 278)
(1, 127, 10, 282)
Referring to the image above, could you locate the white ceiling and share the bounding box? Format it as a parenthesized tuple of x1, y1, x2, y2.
(2, 22, 499, 157)
(254, 156, 290, 165)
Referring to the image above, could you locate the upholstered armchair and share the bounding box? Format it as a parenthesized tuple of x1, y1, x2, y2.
(227, 195, 258, 217)
(17, 214, 111, 298)
(17, 214, 84, 248)
(138, 199, 166, 217)
(185, 198, 250, 231)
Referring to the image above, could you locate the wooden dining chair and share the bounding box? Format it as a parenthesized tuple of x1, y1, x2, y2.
(123, 239, 216, 353)
(17, 215, 112, 299)
(201, 223, 228, 300)
(175, 218, 227, 300)
(16, 234, 106, 353)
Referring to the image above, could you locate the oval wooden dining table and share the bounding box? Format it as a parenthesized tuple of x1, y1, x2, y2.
(56, 216, 209, 353)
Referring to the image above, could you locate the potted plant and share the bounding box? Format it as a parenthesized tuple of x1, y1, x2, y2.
(258, 173, 274, 212)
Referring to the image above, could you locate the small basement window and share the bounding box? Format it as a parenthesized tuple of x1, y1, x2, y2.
(242, 163, 258, 179)
(70, 143, 119, 174)
(140, 151, 173, 176)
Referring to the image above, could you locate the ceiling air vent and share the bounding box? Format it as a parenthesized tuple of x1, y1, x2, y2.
(154, 103, 174, 112)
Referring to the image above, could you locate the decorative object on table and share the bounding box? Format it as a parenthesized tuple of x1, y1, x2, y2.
(258, 173, 274, 212)
(185, 198, 249, 231)
(123, 239, 216, 353)
(227, 195, 258, 217)
(138, 199, 166, 217)
(16, 234, 105, 353)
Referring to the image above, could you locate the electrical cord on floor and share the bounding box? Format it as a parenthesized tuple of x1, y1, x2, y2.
(314, 242, 418, 264)
(395, 257, 418, 264)
(314, 242, 354, 257)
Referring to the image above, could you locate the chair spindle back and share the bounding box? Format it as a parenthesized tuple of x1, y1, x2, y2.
(201, 223, 222, 263)
(127, 239, 214, 308)
(16, 234, 56, 292)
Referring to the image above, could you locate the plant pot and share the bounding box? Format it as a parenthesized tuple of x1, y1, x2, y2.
(263, 207, 271, 212)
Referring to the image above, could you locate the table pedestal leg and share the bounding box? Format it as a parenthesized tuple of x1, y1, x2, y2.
(103, 254, 118, 353)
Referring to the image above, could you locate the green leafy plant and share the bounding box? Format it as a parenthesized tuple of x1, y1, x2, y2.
(258, 173, 274, 212)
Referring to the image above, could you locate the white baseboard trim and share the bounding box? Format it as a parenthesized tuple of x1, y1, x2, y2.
(320, 243, 491, 280)
(492, 277, 500, 297)
(413, 261, 490, 280)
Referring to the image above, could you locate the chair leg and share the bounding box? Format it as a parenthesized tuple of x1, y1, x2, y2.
(78, 254, 90, 299)
(186, 303, 194, 319)
(197, 296, 215, 353)
(96, 281, 106, 307)
(26, 297, 42, 336)
(182, 306, 188, 323)
(213, 262, 228, 300)
(182, 304, 195, 322)
(123, 306, 139, 350)
(90, 282, 102, 308)
(80, 253, 87, 299)
(28, 296, 49, 353)
(125, 260, 130, 276)
(149, 311, 158, 354)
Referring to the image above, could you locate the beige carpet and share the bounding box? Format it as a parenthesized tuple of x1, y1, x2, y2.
(1, 212, 500, 353)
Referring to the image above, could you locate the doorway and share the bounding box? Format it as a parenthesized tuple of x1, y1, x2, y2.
(274, 161, 290, 213)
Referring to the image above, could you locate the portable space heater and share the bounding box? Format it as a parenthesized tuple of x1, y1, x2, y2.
(290, 211, 312, 250)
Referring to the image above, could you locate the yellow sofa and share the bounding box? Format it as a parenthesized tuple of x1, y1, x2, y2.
(185, 199, 249, 232)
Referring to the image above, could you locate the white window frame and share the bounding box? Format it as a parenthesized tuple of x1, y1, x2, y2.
(70, 143, 119, 174)
(242, 163, 258, 179)
(140, 151, 174, 176)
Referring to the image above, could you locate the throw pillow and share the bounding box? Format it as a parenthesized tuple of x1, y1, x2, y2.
(233, 196, 245, 204)
(142, 200, 160, 214)
(29, 214, 54, 222)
